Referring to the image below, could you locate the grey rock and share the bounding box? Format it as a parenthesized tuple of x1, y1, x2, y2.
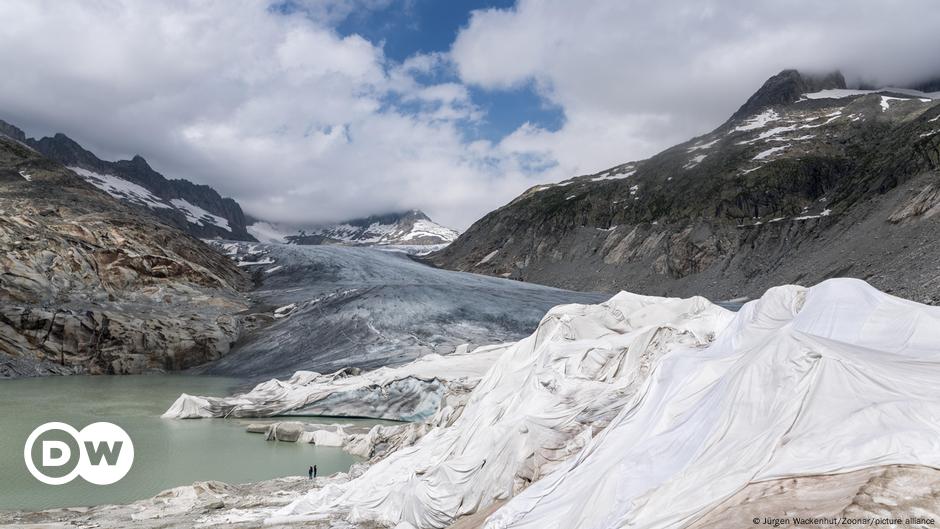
(431, 70, 940, 303)
(0, 131, 250, 377)
(18, 127, 254, 241)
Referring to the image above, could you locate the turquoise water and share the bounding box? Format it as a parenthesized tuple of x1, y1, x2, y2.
(0, 375, 387, 511)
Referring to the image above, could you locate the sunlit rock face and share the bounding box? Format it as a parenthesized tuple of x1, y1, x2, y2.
(0, 129, 250, 377)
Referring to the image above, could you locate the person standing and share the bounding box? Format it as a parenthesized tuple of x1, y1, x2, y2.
(308, 465, 313, 479)
(313, 464, 318, 479)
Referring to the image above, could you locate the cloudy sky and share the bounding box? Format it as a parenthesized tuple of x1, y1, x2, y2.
(1, 0, 939, 229)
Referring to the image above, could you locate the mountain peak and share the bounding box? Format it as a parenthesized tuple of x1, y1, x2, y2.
(271, 209, 458, 248)
(0, 118, 27, 143)
(30, 132, 100, 167)
(731, 69, 846, 120)
(121, 154, 155, 172)
(345, 209, 430, 228)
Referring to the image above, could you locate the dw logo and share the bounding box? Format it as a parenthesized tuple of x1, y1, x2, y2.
(24, 422, 134, 485)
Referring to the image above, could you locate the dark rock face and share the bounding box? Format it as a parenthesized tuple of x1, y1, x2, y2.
(903, 76, 940, 93)
(731, 69, 846, 121)
(0, 131, 250, 377)
(0, 120, 26, 143)
(20, 130, 254, 241)
(431, 70, 940, 303)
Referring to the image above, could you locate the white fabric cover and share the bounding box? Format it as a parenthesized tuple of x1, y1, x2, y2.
(270, 292, 731, 527)
(486, 279, 940, 529)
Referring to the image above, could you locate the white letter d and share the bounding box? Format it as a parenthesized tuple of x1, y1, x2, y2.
(42, 440, 71, 467)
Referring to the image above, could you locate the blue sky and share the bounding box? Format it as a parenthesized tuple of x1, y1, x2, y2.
(267, 0, 566, 144)
(334, 0, 566, 143)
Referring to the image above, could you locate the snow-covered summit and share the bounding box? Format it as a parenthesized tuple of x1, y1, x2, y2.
(250, 209, 459, 248)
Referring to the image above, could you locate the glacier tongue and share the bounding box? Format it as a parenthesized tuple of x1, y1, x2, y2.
(268, 292, 731, 528)
(164, 278, 940, 529)
(163, 344, 503, 422)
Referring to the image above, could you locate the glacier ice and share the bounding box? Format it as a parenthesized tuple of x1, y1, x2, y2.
(163, 344, 504, 422)
(165, 278, 940, 529)
(267, 292, 731, 527)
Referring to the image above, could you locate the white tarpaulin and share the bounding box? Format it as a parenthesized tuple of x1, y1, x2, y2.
(269, 292, 732, 527)
(169, 278, 940, 529)
(486, 279, 940, 528)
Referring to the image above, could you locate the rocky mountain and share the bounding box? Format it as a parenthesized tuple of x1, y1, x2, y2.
(0, 124, 250, 377)
(0, 120, 255, 241)
(432, 69, 940, 302)
(250, 209, 458, 249)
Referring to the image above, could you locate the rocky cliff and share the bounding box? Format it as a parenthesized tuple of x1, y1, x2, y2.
(431, 70, 940, 302)
(5, 125, 255, 241)
(0, 127, 250, 377)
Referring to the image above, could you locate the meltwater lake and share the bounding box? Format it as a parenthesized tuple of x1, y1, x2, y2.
(0, 375, 392, 511)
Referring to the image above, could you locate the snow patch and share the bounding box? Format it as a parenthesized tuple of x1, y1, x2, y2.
(69, 166, 171, 210)
(400, 219, 459, 243)
(880, 96, 905, 111)
(683, 154, 707, 169)
(753, 144, 790, 160)
(802, 88, 878, 100)
(732, 110, 779, 132)
(169, 199, 231, 231)
(476, 250, 498, 266)
(590, 168, 635, 182)
(687, 139, 719, 152)
(737, 125, 798, 145)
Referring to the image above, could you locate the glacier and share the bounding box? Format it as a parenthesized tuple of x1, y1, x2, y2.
(164, 343, 503, 422)
(162, 278, 940, 529)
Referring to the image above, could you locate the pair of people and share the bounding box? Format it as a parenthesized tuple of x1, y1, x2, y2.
(308, 465, 317, 479)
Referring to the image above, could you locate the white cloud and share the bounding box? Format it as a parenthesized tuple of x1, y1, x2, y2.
(0, 0, 544, 229)
(1, 0, 938, 231)
(454, 0, 940, 180)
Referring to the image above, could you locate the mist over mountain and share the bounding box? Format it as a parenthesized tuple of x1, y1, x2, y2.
(432, 70, 940, 302)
